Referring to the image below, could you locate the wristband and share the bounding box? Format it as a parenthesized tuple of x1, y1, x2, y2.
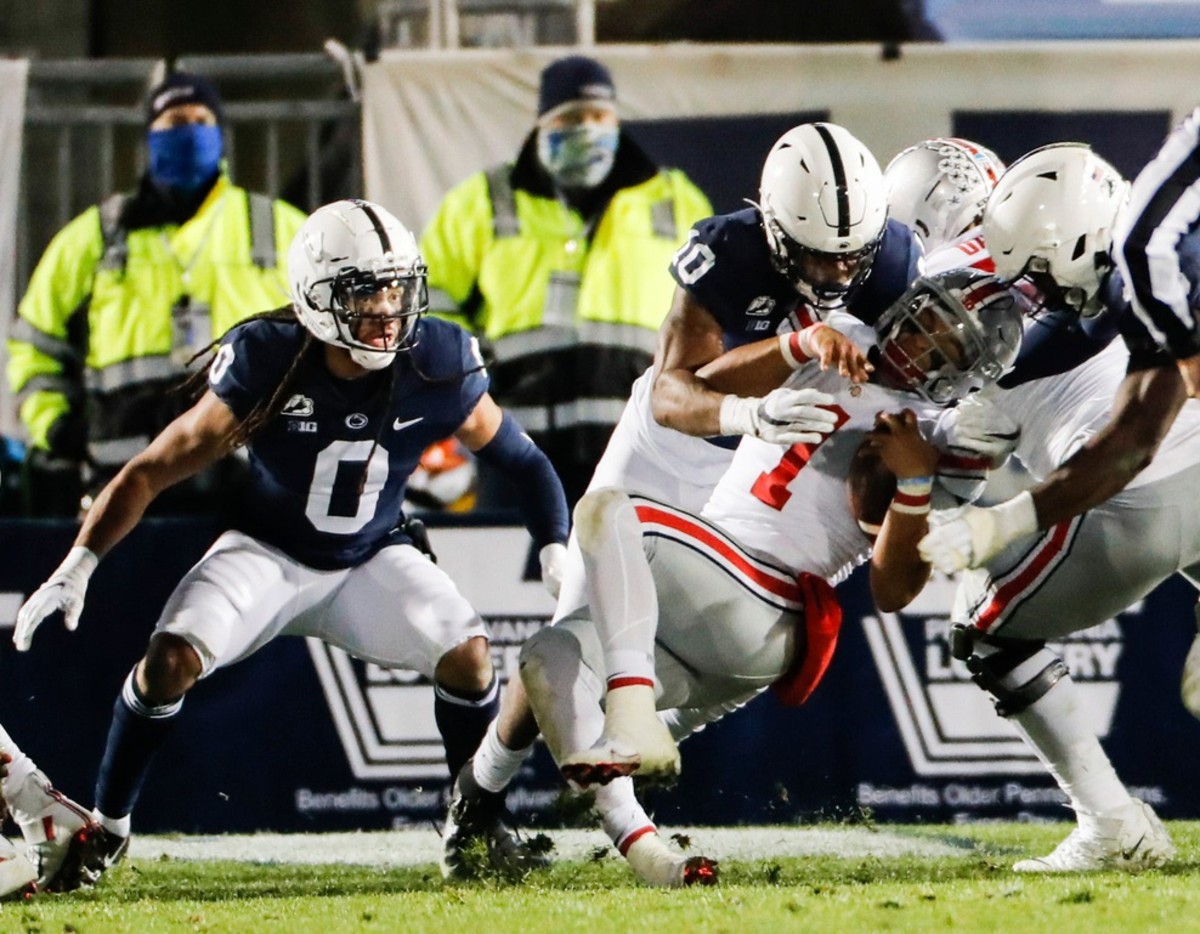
(778, 324, 827, 369)
(891, 476, 933, 516)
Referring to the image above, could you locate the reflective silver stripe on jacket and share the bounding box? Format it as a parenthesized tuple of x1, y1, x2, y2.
(88, 435, 152, 466)
(15, 374, 75, 404)
(85, 355, 184, 393)
(650, 194, 677, 240)
(490, 321, 658, 361)
(247, 192, 276, 269)
(484, 165, 520, 238)
(97, 192, 130, 273)
(504, 397, 630, 433)
(9, 316, 79, 365)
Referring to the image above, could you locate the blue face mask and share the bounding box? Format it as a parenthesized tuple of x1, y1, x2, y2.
(147, 124, 223, 194)
(536, 124, 619, 190)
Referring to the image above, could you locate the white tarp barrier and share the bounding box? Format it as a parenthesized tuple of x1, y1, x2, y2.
(0, 59, 28, 436)
(362, 40, 1200, 232)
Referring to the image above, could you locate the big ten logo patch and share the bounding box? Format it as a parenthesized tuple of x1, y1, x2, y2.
(864, 574, 1126, 776)
(309, 526, 556, 780)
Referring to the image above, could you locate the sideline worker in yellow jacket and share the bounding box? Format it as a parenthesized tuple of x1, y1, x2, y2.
(7, 71, 306, 515)
(420, 55, 712, 509)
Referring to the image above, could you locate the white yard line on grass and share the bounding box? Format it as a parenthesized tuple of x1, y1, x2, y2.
(131, 826, 967, 867)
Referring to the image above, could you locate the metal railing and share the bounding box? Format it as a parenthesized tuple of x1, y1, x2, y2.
(375, 0, 596, 48)
(17, 50, 362, 297)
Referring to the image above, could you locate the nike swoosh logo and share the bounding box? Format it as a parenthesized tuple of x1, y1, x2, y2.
(393, 417, 424, 431)
(1121, 832, 1147, 861)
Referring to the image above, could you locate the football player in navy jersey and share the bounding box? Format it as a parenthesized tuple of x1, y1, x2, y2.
(553, 122, 922, 778)
(13, 199, 570, 884)
(653, 122, 921, 443)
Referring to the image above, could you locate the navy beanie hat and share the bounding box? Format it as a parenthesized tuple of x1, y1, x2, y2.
(145, 72, 224, 127)
(537, 55, 616, 117)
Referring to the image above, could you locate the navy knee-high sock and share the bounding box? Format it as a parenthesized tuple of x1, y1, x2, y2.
(434, 676, 499, 782)
(94, 667, 184, 822)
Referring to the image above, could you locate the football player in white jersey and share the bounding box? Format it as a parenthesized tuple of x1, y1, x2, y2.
(0, 724, 101, 897)
(444, 122, 917, 863)
(913, 145, 1200, 871)
(518, 269, 1022, 886)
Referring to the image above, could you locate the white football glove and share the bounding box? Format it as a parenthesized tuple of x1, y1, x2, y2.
(539, 542, 568, 600)
(950, 395, 1021, 466)
(719, 387, 838, 445)
(14, 547, 98, 652)
(918, 491, 1038, 574)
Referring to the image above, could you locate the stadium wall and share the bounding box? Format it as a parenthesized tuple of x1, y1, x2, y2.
(362, 40, 1200, 229)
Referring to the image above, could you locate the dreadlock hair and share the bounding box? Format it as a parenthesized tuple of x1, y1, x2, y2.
(178, 306, 314, 450)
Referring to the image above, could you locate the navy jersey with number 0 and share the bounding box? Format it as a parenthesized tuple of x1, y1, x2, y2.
(208, 316, 488, 569)
(668, 208, 921, 348)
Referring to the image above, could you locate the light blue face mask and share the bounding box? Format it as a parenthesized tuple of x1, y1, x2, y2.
(147, 124, 224, 194)
(536, 124, 619, 190)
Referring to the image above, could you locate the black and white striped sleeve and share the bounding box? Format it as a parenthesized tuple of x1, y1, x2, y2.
(1114, 108, 1200, 361)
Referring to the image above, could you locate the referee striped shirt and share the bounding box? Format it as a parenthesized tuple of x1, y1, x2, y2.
(1115, 108, 1200, 360)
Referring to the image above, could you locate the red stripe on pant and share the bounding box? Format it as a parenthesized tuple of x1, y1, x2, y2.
(975, 519, 1073, 632)
(633, 504, 800, 602)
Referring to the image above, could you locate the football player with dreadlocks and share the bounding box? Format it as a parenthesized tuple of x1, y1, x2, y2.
(12, 199, 569, 885)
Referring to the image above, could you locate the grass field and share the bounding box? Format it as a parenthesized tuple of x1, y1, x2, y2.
(6, 821, 1200, 933)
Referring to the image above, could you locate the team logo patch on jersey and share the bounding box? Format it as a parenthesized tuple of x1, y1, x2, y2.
(864, 576, 1125, 776)
(282, 394, 315, 417)
(746, 295, 775, 317)
(287, 420, 318, 433)
(345, 413, 369, 430)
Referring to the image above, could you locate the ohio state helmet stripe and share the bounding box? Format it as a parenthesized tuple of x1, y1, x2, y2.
(814, 123, 851, 237)
(355, 199, 392, 253)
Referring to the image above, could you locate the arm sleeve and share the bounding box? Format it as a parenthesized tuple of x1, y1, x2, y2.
(7, 207, 105, 451)
(474, 412, 569, 549)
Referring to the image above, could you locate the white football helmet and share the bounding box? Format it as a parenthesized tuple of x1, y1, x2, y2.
(875, 267, 1022, 406)
(884, 138, 1004, 251)
(982, 143, 1128, 317)
(757, 123, 889, 307)
(288, 199, 428, 370)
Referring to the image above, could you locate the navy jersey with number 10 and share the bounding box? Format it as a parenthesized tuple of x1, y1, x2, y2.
(208, 316, 488, 570)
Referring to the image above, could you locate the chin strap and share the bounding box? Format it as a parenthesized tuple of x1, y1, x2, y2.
(348, 346, 398, 370)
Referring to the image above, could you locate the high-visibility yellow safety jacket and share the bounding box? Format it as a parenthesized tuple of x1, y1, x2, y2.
(7, 174, 306, 470)
(420, 161, 712, 442)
